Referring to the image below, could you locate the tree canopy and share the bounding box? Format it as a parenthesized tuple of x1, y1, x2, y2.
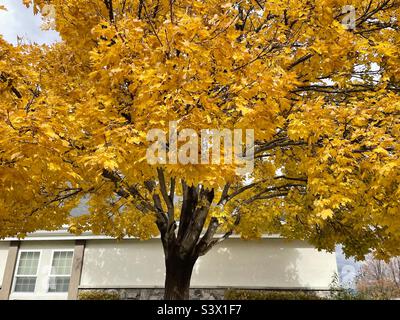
(0, 0, 399, 263)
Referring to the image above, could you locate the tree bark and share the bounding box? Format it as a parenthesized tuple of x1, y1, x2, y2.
(152, 180, 218, 300)
(164, 251, 197, 300)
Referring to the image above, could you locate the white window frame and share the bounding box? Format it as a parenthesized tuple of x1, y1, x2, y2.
(47, 249, 74, 294)
(13, 250, 42, 293)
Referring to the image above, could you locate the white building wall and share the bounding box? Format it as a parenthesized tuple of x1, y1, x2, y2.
(9, 241, 75, 300)
(0, 242, 10, 287)
(192, 238, 337, 288)
(81, 239, 165, 288)
(81, 238, 337, 289)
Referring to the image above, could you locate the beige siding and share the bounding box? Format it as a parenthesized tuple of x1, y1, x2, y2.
(0, 242, 10, 287)
(192, 239, 336, 288)
(81, 239, 165, 287)
(81, 238, 337, 289)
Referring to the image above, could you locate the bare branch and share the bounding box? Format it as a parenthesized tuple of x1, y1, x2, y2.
(287, 53, 313, 70)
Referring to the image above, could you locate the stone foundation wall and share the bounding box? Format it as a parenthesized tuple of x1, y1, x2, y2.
(78, 288, 225, 300)
(78, 288, 331, 300)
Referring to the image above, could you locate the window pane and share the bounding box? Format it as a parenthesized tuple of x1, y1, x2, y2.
(17, 252, 40, 275)
(48, 276, 70, 292)
(51, 251, 73, 275)
(14, 277, 37, 292)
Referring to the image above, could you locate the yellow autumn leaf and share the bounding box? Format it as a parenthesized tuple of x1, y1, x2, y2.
(319, 209, 334, 219)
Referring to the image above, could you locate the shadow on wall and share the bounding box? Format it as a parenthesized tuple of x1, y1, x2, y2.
(79, 238, 319, 289)
(192, 238, 303, 288)
(80, 239, 166, 287)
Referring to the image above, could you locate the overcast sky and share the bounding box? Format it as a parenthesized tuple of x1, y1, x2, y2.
(0, 0, 59, 44)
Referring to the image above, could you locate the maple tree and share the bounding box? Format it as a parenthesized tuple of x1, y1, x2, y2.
(0, 0, 399, 299)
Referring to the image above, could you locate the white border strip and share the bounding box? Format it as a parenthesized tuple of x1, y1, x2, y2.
(1, 227, 283, 242)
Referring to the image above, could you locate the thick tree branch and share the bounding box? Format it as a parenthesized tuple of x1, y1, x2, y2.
(104, 0, 114, 23)
(287, 53, 313, 70)
(195, 217, 219, 256)
(255, 139, 307, 154)
(178, 181, 197, 242)
(244, 183, 306, 204)
(196, 207, 241, 256)
(217, 183, 230, 205)
(179, 188, 214, 258)
(157, 167, 176, 237)
(274, 175, 308, 182)
(102, 169, 161, 218)
(157, 167, 174, 211)
(245, 192, 289, 204)
(0, 74, 23, 99)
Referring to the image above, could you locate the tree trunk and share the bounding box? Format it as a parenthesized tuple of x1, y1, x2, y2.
(164, 252, 197, 300)
(155, 183, 216, 300)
